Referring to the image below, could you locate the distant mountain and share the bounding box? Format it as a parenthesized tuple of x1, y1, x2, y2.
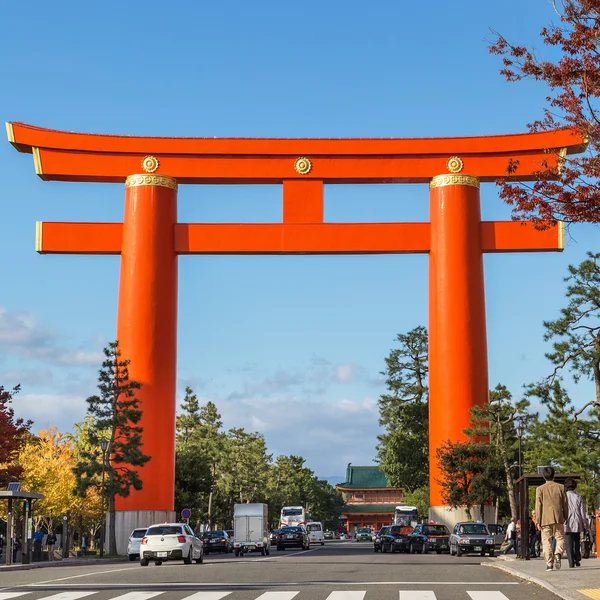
(321, 475, 345, 488)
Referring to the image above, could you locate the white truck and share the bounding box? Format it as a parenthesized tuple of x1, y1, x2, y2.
(233, 503, 270, 556)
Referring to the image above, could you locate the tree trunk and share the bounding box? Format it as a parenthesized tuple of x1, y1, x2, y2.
(465, 505, 472, 521)
(494, 497, 500, 524)
(207, 487, 214, 529)
(108, 494, 117, 556)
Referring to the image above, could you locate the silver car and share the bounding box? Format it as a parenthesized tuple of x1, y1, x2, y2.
(126, 528, 147, 561)
(449, 522, 495, 557)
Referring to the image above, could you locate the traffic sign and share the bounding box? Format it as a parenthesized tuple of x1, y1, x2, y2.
(181, 508, 191, 520)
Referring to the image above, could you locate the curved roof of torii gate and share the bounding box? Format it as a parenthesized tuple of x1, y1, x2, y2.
(6, 122, 587, 184)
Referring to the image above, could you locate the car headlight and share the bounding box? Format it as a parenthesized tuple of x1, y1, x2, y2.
(459, 539, 468, 544)
(486, 538, 494, 545)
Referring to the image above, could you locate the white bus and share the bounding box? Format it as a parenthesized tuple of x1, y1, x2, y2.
(280, 506, 306, 528)
(393, 505, 419, 527)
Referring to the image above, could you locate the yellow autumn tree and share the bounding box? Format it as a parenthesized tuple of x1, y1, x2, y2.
(18, 427, 81, 529)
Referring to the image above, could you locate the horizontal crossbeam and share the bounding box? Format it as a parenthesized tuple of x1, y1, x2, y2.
(35, 221, 563, 255)
(8, 123, 586, 184)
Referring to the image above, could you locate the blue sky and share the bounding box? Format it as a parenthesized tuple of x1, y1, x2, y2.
(0, 0, 598, 480)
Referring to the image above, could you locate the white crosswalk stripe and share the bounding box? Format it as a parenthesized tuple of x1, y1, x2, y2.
(0, 594, 31, 600)
(178, 594, 231, 600)
(109, 594, 163, 600)
(400, 592, 437, 600)
(467, 592, 511, 600)
(325, 593, 366, 600)
(36, 594, 96, 600)
(254, 593, 299, 600)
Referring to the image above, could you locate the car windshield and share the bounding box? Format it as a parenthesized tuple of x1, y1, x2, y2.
(357, 528, 371, 533)
(282, 509, 303, 516)
(487, 524, 502, 534)
(307, 524, 321, 531)
(146, 526, 183, 536)
(423, 525, 449, 535)
(130, 529, 146, 538)
(205, 531, 226, 538)
(458, 524, 489, 535)
(280, 527, 302, 533)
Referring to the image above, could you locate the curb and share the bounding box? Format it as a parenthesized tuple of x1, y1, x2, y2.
(0, 558, 127, 572)
(482, 561, 578, 600)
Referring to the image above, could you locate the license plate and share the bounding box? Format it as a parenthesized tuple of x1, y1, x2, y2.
(157, 551, 168, 557)
(474, 546, 482, 551)
(286, 534, 294, 538)
(249, 545, 255, 550)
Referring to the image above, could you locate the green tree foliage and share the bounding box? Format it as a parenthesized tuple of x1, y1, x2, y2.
(467, 384, 532, 521)
(525, 380, 600, 510)
(376, 326, 428, 490)
(401, 486, 430, 520)
(73, 341, 150, 555)
(543, 252, 600, 415)
(0, 384, 31, 488)
(436, 439, 504, 522)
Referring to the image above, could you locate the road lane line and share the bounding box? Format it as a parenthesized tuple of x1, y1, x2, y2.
(24, 583, 520, 589)
(326, 592, 366, 600)
(31, 567, 140, 585)
(179, 594, 231, 600)
(400, 592, 437, 600)
(0, 594, 32, 600)
(254, 593, 299, 600)
(468, 593, 511, 600)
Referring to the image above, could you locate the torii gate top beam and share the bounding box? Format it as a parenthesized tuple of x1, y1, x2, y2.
(6, 122, 587, 185)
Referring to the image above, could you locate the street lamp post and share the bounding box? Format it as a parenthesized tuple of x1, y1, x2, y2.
(99, 439, 108, 558)
(516, 421, 524, 479)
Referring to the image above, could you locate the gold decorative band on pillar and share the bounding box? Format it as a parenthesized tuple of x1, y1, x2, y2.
(125, 174, 178, 191)
(430, 174, 480, 189)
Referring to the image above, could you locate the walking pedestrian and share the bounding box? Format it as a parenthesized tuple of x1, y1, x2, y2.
(535, 466, 569, 571)
(80, 533, 87, 557)
(564, 478, 588, 568)
(503, 518, 517, 554)
(46, 529, 57, 560)
(33, 526, 44, 561)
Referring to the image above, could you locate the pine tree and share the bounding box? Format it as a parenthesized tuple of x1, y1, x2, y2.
(74, 341, 150, 555)
(376, 326, 428, 490)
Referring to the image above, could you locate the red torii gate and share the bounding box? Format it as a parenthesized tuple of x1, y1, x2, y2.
(7, 122, 586, 527)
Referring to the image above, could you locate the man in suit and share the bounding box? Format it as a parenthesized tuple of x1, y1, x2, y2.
(535, 466, 569, 571)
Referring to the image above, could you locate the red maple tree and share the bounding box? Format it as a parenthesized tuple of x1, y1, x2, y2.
(490, 0, 600, 224)
(0, 385, 33, 488)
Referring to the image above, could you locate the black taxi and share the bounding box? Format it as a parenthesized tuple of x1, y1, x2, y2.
(408, 522, 450, 554)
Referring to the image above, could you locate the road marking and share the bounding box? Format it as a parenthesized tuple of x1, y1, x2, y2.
(38, 594, 96, 600)
(579, 591, 600, 600)
(32, 567, 139, 585)
(0, 594, 31, 600)
(254, 593, 299, 600)
(178, 594, 231, 600)
(467, 593, 511, 600)
(326, 592, 366, 600)
(111, 594, 163, 600)
(400, 592, 437, 600)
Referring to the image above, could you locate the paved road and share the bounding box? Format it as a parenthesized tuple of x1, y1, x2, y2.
(0, 541, 560, 600)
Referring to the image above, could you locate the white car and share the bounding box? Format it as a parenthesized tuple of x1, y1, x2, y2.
(140, 523, 204, 566)
(126, 528, 147, 561)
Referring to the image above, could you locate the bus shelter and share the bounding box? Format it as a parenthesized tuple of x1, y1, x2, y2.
(0, 489, 44, 565)
(514, 473, 580, 560)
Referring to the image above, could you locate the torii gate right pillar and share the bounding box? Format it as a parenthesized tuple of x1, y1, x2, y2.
(428, 174, 489, 523)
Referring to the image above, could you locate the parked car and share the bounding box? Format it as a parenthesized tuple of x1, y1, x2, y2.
(380, 525, 414, 553)
(449, 522, 495, 557)
(324, 530, 334, 540)
(140, 523, 204, 566)
(202, 530, 233, 554)
(408, 523, 450, 554)
(373, 526, 390, 552)
(276, 526, 310, 551)
(126, 527, 148, 561)
(486, 523, 506, 549)
(356, 527, 373, 542)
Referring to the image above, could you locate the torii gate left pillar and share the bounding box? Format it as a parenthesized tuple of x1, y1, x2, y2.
(6, 122, 587, 543)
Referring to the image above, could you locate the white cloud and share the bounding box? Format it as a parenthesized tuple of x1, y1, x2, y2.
(0, 307, 102, 366)
(335, 364, 355, 383)
(12, 392, 87, 433)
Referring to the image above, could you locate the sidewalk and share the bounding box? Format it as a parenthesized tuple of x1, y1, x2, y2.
(0, 557, 126, 571)
(484, 553, 600, 600)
